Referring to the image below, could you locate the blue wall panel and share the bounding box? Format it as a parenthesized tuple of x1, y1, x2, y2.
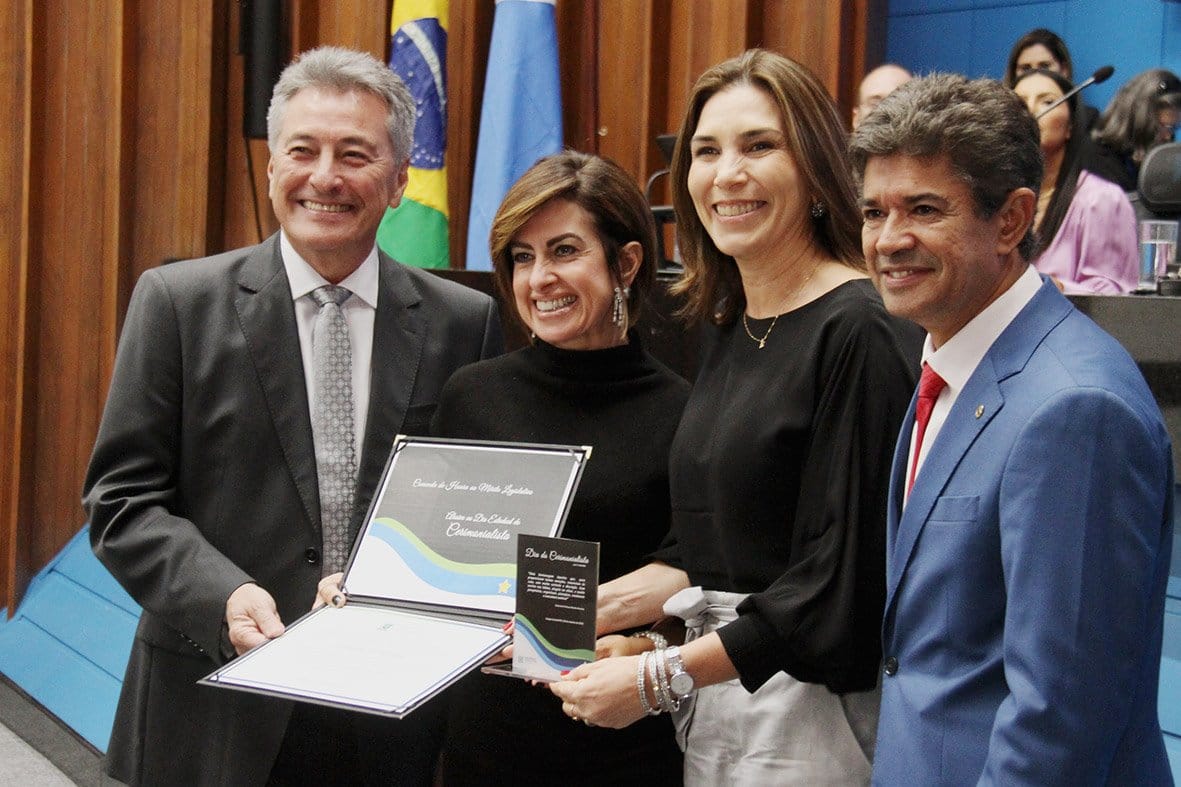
(887, 10, 976, 76)
(891, 0, 1009, 15)
(968, 4, 1069, 79)
(0, 620, 122, 751)
(0, 528, 138, 752)
(1162, 595, 1181, 734)
(1166, 3, 1181, 80)
(1067, 0, 1169, 109)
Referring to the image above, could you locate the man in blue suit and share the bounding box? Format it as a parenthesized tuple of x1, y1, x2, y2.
(850, 74, 1174, 785)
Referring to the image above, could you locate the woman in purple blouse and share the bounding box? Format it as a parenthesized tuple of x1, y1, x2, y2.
(1014, 68, 1138, 294)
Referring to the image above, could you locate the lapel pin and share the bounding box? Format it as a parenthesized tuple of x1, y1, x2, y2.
(975, 405, 984, 419)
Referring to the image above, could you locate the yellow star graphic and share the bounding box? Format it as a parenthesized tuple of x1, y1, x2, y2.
(498, 579, 512, 594)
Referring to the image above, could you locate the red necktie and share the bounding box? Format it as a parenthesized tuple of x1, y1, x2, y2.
(908, 363, 947, 494)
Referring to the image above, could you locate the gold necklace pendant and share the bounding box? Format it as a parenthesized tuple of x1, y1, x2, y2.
(742, 312, 778, 349)
(741, 259, 822, 349)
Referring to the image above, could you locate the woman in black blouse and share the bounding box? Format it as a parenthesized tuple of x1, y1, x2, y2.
(551, 49, 920, 785)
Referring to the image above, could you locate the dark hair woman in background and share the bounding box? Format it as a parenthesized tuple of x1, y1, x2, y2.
(1004, 28, 1099, 129)
(1013, 68, 1137, 293)
(1005, 28, 1074, 85)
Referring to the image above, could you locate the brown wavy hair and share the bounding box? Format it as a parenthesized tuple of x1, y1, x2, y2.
(669, 49, 863, 324)
(488, 151, 659, 337)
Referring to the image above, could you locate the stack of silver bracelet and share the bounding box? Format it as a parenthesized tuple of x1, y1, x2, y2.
(631, 631, 683, 715)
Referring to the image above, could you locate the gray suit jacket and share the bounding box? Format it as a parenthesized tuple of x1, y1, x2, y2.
(84, 235, 503, 786)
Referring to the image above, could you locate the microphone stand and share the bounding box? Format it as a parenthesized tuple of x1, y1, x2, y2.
(1035, 66, 1115, 119)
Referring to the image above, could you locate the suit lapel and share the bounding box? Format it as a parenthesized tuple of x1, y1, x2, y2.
(234, 236, 320, 533)
(883, 278, 1074, 620)
(885, 392, 917, 580)
(884, 370, 1004, 614)
(353, 253, 425, 535)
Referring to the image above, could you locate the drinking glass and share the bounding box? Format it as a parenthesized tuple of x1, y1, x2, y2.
(1138, 220, 1178, 292)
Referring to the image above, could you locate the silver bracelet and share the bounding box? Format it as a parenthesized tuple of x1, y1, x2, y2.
(636, 652, 659, 716)
(651, 647, 680, 713)
(646, 651, 668, 713)
(631, 630, 668, 651)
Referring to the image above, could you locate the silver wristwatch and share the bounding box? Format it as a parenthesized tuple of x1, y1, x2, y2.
(664, 646, 695, 698)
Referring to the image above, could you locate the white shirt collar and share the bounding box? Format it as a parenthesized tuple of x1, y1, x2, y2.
(922, 264, 1042, 392)
(279, 230, 379, 308)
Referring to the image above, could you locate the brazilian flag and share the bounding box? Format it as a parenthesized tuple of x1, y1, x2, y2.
(378, 0, 449, 269)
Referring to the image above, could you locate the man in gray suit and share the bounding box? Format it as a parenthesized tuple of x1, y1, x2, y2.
(83, 47, 503, 785)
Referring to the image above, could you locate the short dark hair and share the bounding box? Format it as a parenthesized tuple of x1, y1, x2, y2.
(1092, 68, 1181, 161)
(1004, 28, 1073, 87)
(668, 48, 863, 324)
(488, 151, 658, 337)
(849, 73, 1042, 260)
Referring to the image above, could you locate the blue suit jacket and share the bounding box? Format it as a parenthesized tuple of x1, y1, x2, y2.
(872, 279, 1174, 786)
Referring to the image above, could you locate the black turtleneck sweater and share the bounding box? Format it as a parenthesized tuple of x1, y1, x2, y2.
(431, 337, 689, 785)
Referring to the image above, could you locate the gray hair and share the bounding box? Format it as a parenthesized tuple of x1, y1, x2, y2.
(848, 73, 1043, 260)
(1092, 68, 1181, 161)
(266, 46, 415, 163)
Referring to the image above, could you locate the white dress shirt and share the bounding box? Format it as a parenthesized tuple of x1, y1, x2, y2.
(904, 264, 1042, 506)
(280, 231, 378, 460)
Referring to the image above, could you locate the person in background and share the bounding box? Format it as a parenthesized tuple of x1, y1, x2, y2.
(852, 63, 912, 130)
(1013, 68, 1138, 293)
(1084, 68, 1181, 191)
(430, 150, 689, 785)
(83, 46, 503, 786)
(550, 49, 921, 785)
(852, 73, 1173, 785)
(1003, 28, 1098, 128)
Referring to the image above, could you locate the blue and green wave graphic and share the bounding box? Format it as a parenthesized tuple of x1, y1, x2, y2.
(513, 613, 594, 671)
(369, 517, 514, 596)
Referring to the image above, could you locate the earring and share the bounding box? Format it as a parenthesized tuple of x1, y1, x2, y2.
(611, 287, 625, 326)
(810, 201, 826, 219)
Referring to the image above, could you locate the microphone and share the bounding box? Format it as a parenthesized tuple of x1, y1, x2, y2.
(1035, 65, 1114, 119)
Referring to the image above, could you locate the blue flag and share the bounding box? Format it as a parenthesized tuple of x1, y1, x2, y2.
(465, 0, 563, 270)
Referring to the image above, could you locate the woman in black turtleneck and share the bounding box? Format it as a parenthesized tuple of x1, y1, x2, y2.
(430, 151, 688, 786)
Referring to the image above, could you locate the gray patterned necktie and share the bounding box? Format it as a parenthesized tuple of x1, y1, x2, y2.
(310, 285, 357, 574)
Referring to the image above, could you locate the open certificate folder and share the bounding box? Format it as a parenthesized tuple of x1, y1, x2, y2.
(200, 436, 591, 718)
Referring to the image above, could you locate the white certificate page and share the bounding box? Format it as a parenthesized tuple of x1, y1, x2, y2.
(206, 605, 507, 715)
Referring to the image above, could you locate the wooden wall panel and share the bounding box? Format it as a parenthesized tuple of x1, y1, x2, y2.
(556, 0, 600, 154)
(446, 0, 494, 269)
(299, 0, 389, 56)
(10, 0, 132, 611)
(222, 0, 279, 253)
(129, 0, 219, 280)
(0, 0, 33, 614)
(596, 3, 661, 180)
(1, 0, 226, 613)
(765, 0, 859, 120)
